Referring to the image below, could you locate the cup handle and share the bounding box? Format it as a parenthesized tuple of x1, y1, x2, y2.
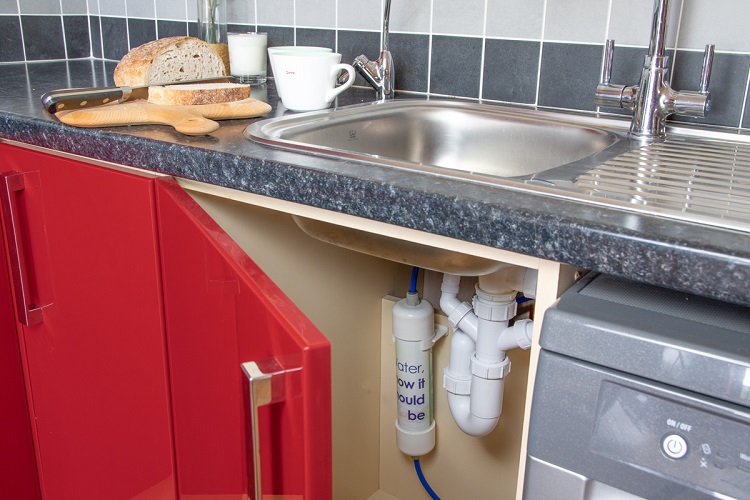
(327, 64, 355, 103)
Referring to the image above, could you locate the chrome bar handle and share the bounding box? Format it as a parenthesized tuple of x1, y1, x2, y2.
(0, 172, 43, 326)
(700, 44, 715, 94)
(241, 359, 291, 500)
(601, 39, 615, 85)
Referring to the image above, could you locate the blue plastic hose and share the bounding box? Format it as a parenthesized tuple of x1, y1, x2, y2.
(414, 458, 440, 500)
(409, 266, 420, 294)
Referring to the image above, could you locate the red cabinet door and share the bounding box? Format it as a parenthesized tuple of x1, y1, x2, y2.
(0, 190, 40, 499)
(155, 178, 332, 500)
(0, 144, 176, 500)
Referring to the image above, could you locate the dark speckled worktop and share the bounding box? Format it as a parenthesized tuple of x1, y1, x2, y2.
(2, 60, 749, 306)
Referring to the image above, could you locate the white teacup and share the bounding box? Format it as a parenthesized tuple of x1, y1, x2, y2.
(272, 51, 355, 112)
(268, 46, 333, 98)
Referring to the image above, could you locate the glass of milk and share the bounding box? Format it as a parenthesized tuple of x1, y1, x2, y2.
(227, 32, 268, 84)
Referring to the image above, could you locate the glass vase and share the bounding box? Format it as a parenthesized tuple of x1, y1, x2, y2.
(197, 0, 227, 44)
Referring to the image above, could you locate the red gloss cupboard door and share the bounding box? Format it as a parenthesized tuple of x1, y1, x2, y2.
(0, 143, 176, 499)
(155, 178, 332, 499)
(0, 199, 41, 499)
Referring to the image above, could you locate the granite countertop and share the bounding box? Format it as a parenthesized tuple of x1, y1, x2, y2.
(2, 60, 749, 306)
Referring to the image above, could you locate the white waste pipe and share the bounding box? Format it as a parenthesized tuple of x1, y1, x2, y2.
(440, 269, 535, 437)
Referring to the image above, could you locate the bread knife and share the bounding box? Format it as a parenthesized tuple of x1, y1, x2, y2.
(41, 76, 237, 114)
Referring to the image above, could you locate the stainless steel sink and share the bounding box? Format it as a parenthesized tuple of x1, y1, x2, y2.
(245, 99, 631, 275)
(245, 99, 750, 273)
(246, 99, 625, 182)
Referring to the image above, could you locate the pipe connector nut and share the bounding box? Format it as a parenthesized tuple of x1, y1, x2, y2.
(443, 368, 472, 395)
(447, 301, 473, 329)
(470, 354, 511, 379)
(472, 296, 517, 322)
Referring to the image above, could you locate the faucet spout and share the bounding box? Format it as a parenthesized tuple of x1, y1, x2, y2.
(594, 0, 714, 139)
(351, 0, 395, 100)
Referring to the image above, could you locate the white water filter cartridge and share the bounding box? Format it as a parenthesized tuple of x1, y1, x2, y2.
(393, 292, 436, 457)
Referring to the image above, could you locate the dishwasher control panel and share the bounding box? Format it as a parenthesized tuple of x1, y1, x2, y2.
(590, 381, 750, 498)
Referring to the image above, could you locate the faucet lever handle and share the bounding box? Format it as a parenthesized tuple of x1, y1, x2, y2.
(601, 39, 615, 85)
(700, 44, 715, 94)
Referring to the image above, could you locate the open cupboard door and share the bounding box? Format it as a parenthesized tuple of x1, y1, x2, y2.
(155, 178, 332, 500)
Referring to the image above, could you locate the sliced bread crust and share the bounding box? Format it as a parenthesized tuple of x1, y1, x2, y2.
(114, 36, 227, 87)
(147, 83, 251, 106)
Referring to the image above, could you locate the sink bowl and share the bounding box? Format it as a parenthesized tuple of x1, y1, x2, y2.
(246, 99, 623, 181)
(245, 99, 629, 275)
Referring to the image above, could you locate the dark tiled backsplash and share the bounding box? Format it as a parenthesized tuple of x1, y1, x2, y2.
(2, 15, 749, 130)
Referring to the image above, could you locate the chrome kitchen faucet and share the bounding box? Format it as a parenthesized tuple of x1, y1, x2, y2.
(595, 0, 715, 139)
(350, 0, 395, 100)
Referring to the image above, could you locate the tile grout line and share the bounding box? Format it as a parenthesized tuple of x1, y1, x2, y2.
(477, 0, 488, 100)
(534, 0, 548, 107)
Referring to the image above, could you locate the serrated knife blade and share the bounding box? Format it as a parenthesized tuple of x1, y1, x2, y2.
(40, 75, 237, 114)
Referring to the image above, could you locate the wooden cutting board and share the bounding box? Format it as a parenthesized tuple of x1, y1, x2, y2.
(55, 98, 272, 136)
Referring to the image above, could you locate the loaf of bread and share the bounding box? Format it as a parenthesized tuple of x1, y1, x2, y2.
(114, 36, 227, 87)
(148, 82, 250, 105)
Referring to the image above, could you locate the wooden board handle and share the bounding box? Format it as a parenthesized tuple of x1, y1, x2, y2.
(55, 98, 272, 136)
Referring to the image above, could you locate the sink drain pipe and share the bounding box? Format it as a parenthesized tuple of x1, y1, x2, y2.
(440, 267, 536, 436)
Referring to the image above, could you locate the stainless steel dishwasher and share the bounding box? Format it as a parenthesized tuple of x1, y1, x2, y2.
(524, 273, 750, 500)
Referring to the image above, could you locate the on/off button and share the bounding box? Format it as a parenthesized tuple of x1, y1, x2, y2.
(662, 434, 688, 459)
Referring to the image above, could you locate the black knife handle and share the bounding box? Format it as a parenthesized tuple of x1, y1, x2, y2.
(41, 86, 132, 114)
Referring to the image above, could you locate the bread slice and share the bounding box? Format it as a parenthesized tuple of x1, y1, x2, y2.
(148, 82, 250, 106)
(114, 36, 227, 87)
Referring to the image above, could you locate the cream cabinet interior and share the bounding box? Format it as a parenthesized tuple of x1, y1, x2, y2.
(182, 180, 577, 500)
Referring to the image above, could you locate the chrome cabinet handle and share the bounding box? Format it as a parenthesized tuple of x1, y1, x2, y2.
(241, 359, 295, 500)
(0, 172, 43, 326)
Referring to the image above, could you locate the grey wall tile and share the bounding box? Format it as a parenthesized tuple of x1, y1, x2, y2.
(430, 35, 483, 98)
(186, 0, 197, 22)
(156, 0, 187, 21)
(128, 18, 156, 49)
(482, 39, 540, 104)
(296, 0, 335, 29)
(486, 0, 544, 40)
(338, 30, 380, 87)
(64, 15, 91, 58)
(544, 0, 608, 43)
(0, 16, 24, 61)
(432, 0, 484, 36)
(296, 28, 335, 50)
(390, 1, 430, 34)
(188, 20, 199, 38)
(90, 16, 102, 58)
(19, 0, 61, 15)
(157, 20, 188, 38)
(100, 0, 126, 17)
(390, 33, 429, 93)
(62, 0, 89, 15)
(338, 0, 381, 31)
(670, 51, 750, 128)
(608, 0, 682, 48)
(0, 0, 19, 15)
(538, 42, 601, 111)
(679, 0, 750, 52)
(22, 16, 66, 60)
(227, 0, 254, 26)
(101, 16, 128, 59)
(260, 25, 294, 50)
(126, 0, 154, 19)
(257, 0, 293, 26)
(87, 0, 99, 15)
